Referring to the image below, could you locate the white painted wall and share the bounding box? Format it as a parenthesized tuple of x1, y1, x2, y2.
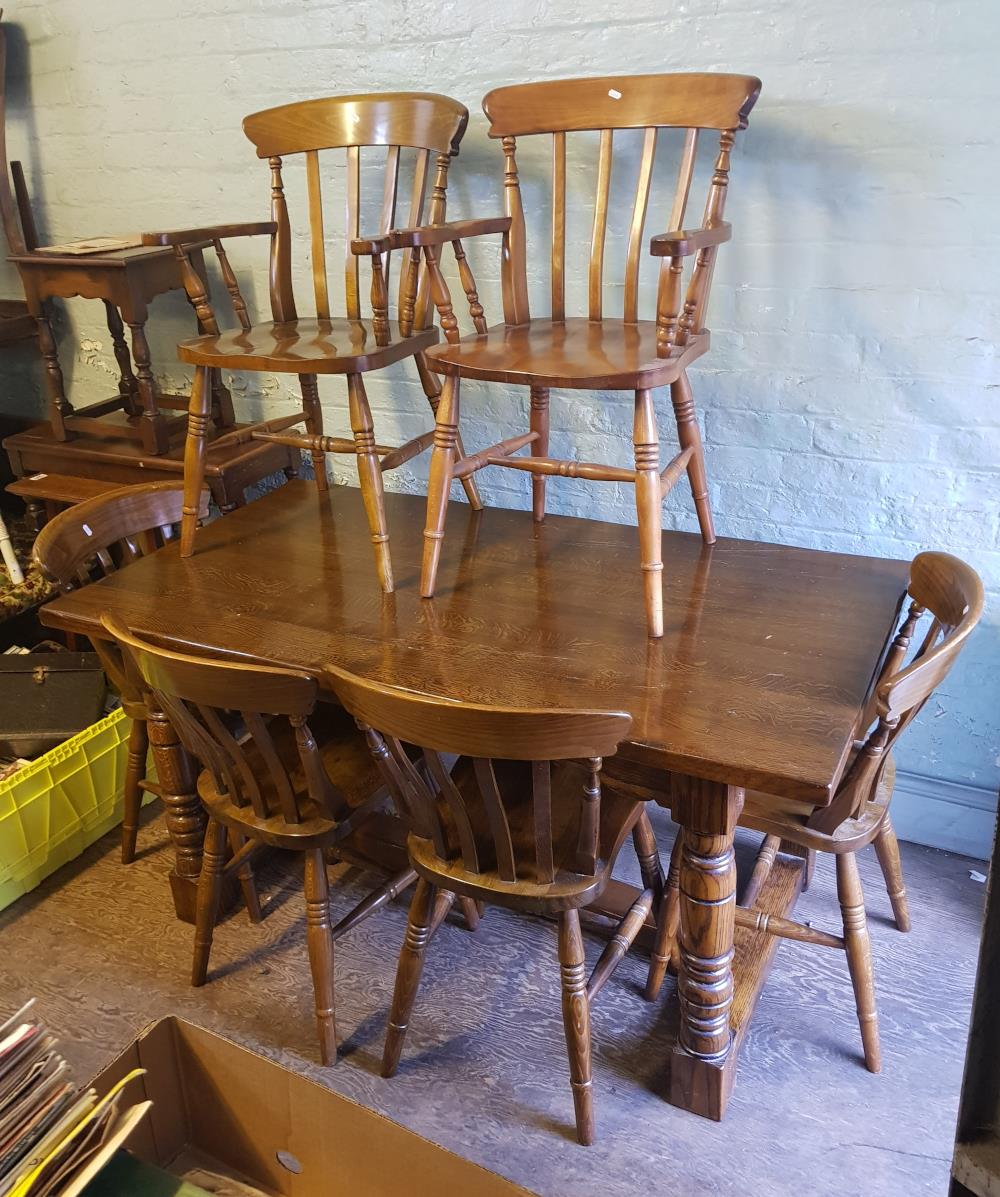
(1, 0, 998, 853)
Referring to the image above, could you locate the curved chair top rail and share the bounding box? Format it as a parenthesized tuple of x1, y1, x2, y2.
(325, 664, 631, 761)
(243, 92, 470, 158)
(878, 550, 984, 722)
(32, 481, 209, 590)
(102, 613, 318, 719)
(483, 72, 762, 137)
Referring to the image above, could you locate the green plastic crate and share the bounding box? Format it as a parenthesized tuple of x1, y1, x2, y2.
(0, 707, 133, 911)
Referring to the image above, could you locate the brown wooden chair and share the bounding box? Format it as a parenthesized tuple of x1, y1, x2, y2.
(326, 664, 665, 1145)
(102, 615, 442, 1066)
(365, 73, 760, 636)
(32, 481, 210, 864)
(143, 92, 483, 585)
(641, 551, 985, 1073)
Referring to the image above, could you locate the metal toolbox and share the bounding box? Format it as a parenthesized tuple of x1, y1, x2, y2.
(0, 651, 106, 758)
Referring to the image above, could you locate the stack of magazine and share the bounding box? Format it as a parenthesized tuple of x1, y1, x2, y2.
(0, 1001, 149, 1197)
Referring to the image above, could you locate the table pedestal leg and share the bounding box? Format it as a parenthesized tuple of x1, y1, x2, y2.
(145, 699, 206, 923)
(669, 775, 744, 1120)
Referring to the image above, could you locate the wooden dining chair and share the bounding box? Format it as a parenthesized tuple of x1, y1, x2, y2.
(32, 481, 210, 865)
(142, 92, 482, 587)
(326, 664, 664, 1145)
(101, 615, 445, 1066)
(642, 551, 985, 1074)
(360, 73, 760, 636)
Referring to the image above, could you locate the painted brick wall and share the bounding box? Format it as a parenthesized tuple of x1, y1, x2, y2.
(1, 0, 998, 850)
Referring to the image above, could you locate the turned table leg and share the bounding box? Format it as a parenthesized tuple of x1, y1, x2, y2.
(668, 774, 744, 1120)
(145, 696, 207, 923)
(121, 300, 169, 455)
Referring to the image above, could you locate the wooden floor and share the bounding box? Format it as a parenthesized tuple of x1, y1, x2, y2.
(0, 804, 984, 1197)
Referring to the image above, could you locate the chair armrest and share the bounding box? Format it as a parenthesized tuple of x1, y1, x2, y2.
(141, 221, 277, 247)
(351, 216, 511, 256)
(649, 222, 732, 257)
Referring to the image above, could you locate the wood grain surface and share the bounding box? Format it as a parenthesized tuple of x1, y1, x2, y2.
(40, 480, 909, 804)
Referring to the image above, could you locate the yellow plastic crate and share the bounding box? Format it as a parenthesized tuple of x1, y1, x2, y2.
(0, 708, 133, 911)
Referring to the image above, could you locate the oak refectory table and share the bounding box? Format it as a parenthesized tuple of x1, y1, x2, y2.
(38, 480, 909, 1119)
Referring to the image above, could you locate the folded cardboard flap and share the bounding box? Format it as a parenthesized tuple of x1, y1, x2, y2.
(91, 1018, 537, 1197)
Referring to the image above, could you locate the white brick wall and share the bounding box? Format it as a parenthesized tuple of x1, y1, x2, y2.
(1, 0, 998, 847)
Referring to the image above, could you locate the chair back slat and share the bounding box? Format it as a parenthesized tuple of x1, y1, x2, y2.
(195, 703, 266, 817)
(424, 749, 480, 872)
(668, 127, 699, 232)
(326, 665, 631, 891)
(412, 151, 452, 334)
(244, 711, 300, 823)
(305, 150, 330, 319)
(588, 129, 613, 322)
(240, 94, 467, 327)
(532, 759, 555, 883)
(473, 757, 517, 882)
(482, 74, 759, 329)
(344, 145, 361, 320)
(379, 144, 401, 297)
(551, 131, 566, 321)
(624, 126, 657, 324)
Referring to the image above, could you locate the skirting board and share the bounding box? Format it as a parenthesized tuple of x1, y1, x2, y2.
(892, 770, 998, 862)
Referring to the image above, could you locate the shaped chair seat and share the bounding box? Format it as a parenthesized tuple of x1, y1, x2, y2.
(410, 757, 646, 912)
(428, 319, 709, 390)
(179, 318, 438, 375)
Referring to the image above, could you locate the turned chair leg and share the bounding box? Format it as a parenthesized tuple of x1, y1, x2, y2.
(873, 814, 911, 932)
(670, 370, 715, 545)
(191, 817, 227, 987)
(529, 385, 550, 522)
(646, 831, 682, 1001)
(304, 847, 338, 1065)
(121, 717, 149, 864)
(632, 810, 665, 895)
(347, 374, 394, 593)
(383, 877, 436, 1077)
(421, 375, 461, 599)
(634, 389, 664, 639)
(299, 374, 329, 494)
(180, 365, 212, 557)
(415, 353, 482, 511)
(458, 895, 483, 931)
(836, 851, 881, 1073)
(229, 828, 262, 923)
(558, 909, 595, 1146)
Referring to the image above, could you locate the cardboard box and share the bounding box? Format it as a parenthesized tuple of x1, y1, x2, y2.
(92, 1017, 538, 1197)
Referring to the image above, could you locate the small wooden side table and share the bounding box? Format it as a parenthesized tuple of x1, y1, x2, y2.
(9, 241, 230, 455)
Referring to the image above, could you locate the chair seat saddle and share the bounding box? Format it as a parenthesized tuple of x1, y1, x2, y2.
(426, 318, 710, 390)
(178, 318, 438, 374)
(409, 757, 645, 912)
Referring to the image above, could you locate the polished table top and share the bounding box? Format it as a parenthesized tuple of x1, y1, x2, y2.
(40, 480, 909, 805)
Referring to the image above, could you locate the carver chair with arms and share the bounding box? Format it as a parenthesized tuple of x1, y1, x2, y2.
(360, 73, 761, 635)
(143, 91, 483, 587)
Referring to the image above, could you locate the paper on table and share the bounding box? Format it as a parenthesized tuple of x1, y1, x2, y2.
(33, 237, 143, 256)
